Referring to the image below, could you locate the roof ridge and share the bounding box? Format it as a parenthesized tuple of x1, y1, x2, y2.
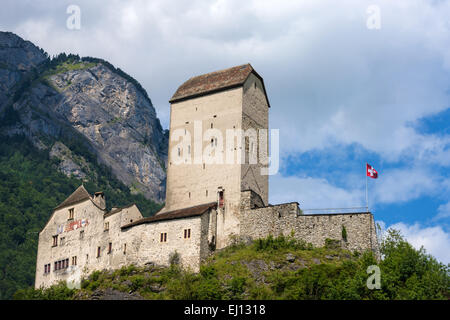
(169, 64, 255, 103)
(54, 184, 92, 210)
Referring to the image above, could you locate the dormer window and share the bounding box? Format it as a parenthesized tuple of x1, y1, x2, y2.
(68, 208, 74, 220)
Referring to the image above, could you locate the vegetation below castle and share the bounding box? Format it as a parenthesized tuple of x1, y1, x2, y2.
(14, 231, 449, 300)
(0, 135, 163, 300)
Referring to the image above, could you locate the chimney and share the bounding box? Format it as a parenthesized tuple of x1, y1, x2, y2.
(93, 191, 106, 210)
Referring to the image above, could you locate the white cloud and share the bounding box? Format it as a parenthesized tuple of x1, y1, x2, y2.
(373, 167, 443, 204)
(434, 202, 450, 221)
(386, 221, 450, 264)
(269, 173, 364, 209)
(3, 0, 450, 148)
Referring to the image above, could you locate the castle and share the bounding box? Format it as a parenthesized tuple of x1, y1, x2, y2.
(35, 64, 378, 289)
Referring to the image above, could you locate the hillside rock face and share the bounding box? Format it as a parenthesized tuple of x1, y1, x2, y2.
(0, 32, 47, 110)
(0, 32, 167, 202)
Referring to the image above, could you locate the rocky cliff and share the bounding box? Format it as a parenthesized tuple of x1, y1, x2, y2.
(0, 31, 167, 202)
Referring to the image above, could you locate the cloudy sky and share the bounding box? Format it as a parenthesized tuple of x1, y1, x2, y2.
(1, 0, 449, 263)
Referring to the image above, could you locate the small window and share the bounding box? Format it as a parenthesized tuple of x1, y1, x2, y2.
(60, 237, 65, 245)
(188, 192, 191, 199)
(211, 138, 214, 147)
(72, 256, 77, 266)
(80, 230, 84, 240)
(52, 235, 58, 247)
(178, 147, 181, 157)
(203, 163, 205, 169)
(184, 229, 191, 239)
(206, 190, 208, 197)
(108, 242, 112, 254)
(68, 208, 74, 220)
(97, 247, 101, 258)
(188, 145, 191, 154)
(123, 243, 127, 254)
(219, 191, 224, 208)
(160, 233, 167, 242)
(211, 123, 213, 129)
(104, 222, 109, 231)
(65, 258, 69, 268)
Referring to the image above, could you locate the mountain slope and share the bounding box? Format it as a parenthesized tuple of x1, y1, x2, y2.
(0, 32, 168, 202)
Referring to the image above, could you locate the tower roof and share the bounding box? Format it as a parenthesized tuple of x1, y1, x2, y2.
(54, 185, 91, 210)
(169, 64, 270, 107)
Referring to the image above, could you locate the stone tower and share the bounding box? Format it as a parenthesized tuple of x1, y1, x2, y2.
(161, 64, 271, 249)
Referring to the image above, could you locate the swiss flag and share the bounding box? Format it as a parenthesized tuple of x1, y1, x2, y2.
(366, 163, 378, 179)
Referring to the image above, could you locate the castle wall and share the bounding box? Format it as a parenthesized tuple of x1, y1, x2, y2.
(35, 200, 144, 289)
(164, 87, 245, 249)
(36, 200, 215, 288)
(239, 191, 379, 254)
(241, 73, 269, 206)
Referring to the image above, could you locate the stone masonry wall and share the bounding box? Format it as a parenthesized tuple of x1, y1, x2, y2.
(240, 192, 379, 254)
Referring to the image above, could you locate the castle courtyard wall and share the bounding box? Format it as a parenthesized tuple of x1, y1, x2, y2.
(240, 192, 379, 254)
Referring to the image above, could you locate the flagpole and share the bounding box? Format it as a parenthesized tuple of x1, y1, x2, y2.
(366, 163, 369, 212)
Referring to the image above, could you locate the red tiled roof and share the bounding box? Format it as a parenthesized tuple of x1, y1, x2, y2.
(121, 202, 217, 229)
(169, 64, 270, 107)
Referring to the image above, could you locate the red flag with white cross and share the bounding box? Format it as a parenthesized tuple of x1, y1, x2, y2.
(366, 163, 378, 179)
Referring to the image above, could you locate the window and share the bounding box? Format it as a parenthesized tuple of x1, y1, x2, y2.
(52, 235, 58, 247)
(206, 190, 208, 197)
(58, 260, 61, 270)
(80, 230, 84, 240)
(104, 222, 109, 231)
(72, 256, 77, 266)
(210, 138, 214, 147)
(219, 191, 224, 208)
(97, 246, 101, 258)
(65, 258, 69, 268)
(211, 123, 213, 129)
(68, 208, 74, 220)
(184, 229, 191, 239)
(108, 242, 112, 254)
(188, 145, 191, 154)
(160, 233, 167, 242)
(203, 163, 205, 169)
(123, 243, 127, 254)
(44, 263, 51, 274)
(178, 147, 181, 157)
(188, 192, 191, 199)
